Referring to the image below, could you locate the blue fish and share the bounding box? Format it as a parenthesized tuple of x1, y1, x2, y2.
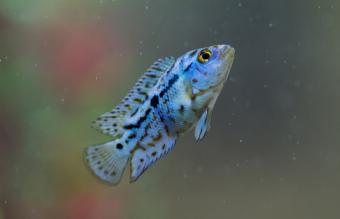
(84, 44, 235, 185)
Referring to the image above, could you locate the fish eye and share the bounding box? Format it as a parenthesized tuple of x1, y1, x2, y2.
(197, 49, 212, 63)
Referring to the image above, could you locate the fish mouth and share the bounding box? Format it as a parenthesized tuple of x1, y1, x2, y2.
(217, 45, 235, 84)
(220, 45, 235, 63)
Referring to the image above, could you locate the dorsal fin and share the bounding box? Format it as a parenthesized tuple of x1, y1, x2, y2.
(92, 57, 175, 137)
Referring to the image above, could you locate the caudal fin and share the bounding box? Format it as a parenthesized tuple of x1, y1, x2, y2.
(84, 141, 129, 185)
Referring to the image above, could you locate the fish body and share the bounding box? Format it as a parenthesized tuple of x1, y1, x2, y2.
(85, 44, 235, 185)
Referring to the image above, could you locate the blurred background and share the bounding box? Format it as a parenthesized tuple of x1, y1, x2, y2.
(0, 0, 340, 218)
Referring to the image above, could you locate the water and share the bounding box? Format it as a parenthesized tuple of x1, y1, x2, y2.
(0, 0, 339, 218)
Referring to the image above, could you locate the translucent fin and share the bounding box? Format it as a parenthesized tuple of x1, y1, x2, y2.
(128, 109, 177, 182)
(130, 137, 176, 182)
(195, 108, 209, 141)
(92, 57, 175, 137)
(84, 141, 130, 185)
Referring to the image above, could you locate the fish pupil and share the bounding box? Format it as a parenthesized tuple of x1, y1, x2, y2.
(202, 52, 210, 60)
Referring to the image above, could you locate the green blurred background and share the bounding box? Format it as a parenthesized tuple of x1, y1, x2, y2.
(0, 0, 340, 218)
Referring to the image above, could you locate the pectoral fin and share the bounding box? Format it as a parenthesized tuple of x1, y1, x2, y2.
(195, 108, 210, 141)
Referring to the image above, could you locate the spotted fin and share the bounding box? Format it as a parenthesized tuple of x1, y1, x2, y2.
(92, 57, 175, 137)
(128, 108, 177, 182)
(84, 140, 130, 185)
(130, 137, 176, 182)
(194, 108, 209, 141)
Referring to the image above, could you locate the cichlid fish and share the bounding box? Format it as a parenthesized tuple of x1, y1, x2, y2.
(84, 44, 235, 185)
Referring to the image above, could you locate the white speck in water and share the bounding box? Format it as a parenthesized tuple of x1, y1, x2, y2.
(0, 58, 2, 63)
(283, 59, 288, 64)
(228, 122, 232, 126)
(139, 51, 143, 56)
(156, 45, 160, 49)
(183, 173, 188, 178)
(288, 134, 293, 140)
(34, 63, 38, 68)
(60, 98, 65, 103)
(239, 139, 243, 143)
(235, 163, 240, 167)
(293, 80, 301, 88)
(317, 5, 321, 9)
(268, 23, 273, 28)
(245, 100, 251, 108)
(263, 84, 268, 88)
(145, 5, 149, 10)
(139, 40, 144, 45)
(238, 2, 243, 7)
(292, 152, 297, 161)
(4, 200, 8, 204)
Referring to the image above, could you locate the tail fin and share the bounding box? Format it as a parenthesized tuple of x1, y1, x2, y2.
(84, 141, 129, 185)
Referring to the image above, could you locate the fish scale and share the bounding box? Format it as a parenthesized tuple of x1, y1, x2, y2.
(84, 44, 235, 185)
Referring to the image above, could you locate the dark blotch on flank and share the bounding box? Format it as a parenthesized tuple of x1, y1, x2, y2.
(150, 95, 159, 108)
(128, 133, 136, 139)
(184, 63, 192, 72)
(189, 50, 197, 57)
(179, 105, 185, 114)
(124, 108, 151, 129)
(116, 143, 123, 150)
(160, 74, 179, 97)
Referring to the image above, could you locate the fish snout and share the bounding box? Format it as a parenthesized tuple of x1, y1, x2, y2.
(219, 45, 235, 60)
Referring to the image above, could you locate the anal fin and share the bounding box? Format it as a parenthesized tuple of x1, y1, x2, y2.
(130, 137, 176, 182)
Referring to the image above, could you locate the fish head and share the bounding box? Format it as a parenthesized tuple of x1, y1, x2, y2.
(180, 44, 235, 91)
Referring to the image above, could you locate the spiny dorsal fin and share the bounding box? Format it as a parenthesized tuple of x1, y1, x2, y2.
(92, 57, 175, 137)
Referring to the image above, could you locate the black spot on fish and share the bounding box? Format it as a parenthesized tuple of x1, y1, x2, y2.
(116, 143, 123, 150)
(128, 133, 136, 139)
(150, 95, 159, 108)
(179, 105, 185, 114)
(124, 108, 151, 129)
(189, 50, 197, 57)
(160, 74, 179, 97)
(184, 63, 192, 72)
